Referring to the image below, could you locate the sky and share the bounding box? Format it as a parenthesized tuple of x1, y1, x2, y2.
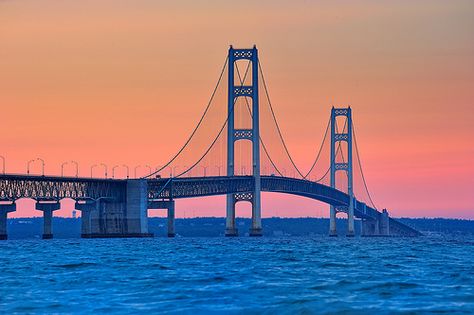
(1, 0, 473, 219)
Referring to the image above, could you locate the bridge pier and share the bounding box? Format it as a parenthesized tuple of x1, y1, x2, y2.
(125, 180, 152, 237)
(249, 195, 262, 237)
(347, 197, 355, 237)
(380, 209, 390, 236)
(0, 202, 16, 240)
(75, 200, 96, 237)
(361, 209, 390, 236)
(167, 200, 175, 237)
(148, 199, 175, 237)
(36, 201, 61, 239)
(329, 205, 337, 237)
(225, 195, 238, 237)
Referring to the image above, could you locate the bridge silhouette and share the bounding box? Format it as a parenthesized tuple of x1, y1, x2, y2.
(0, 46, 420, 240)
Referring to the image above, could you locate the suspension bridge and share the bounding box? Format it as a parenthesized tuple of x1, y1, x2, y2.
(0, 46, 420, 240)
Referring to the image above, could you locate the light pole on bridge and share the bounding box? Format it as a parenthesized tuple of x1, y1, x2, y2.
(61, 161, 68, 176)
(200, 166, 208, 177)
(0, 155, 5, 174)
(134, 165, 151, 178)
(100, 163, 108, 178)
(90, 163, 107, 178)
(71, 161, 79, 177)
(112, 165, 119, 179)
(37, 158, 45, 176)
(173, 166, 180, 177)
(90, 164, 97, 178)
(27, 158, 45, 176)
(123, 165, 129, 179)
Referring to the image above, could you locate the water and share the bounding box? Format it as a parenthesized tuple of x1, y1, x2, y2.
(1, 236, 473, 314)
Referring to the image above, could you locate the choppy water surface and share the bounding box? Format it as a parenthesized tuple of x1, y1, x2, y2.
(1, 236, 473, 314)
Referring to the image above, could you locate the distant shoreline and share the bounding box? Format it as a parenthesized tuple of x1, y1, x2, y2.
(4, 217, 473, 239)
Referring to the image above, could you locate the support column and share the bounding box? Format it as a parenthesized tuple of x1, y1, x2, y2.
(249, 45, 262, 237)
(126, 179, 151, 237)
(226, 46, 262, 237)
(225, 196, 237, 236)
(329, 108, 337, 237)
(361, 219, 375, 236)
(347, 197, 355, 237)
(380, 209, 390, 236)
(329, 107, 354, 237)
(329, 206, 337, 237)
(75, 200, 95, 237)
(167, 200, 175, 237)
(346, 109, 355, 237)
(0, 202, 16, 240)
(36, 201, 60, 239)
(374, 218, 380, 235)
(225, 45, 237, 237)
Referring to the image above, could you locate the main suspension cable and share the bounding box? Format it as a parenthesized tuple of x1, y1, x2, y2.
(143, 56, 228, 179)
(174, 61, 252, 178)
(235, 65, 285, 177)
(302, 117, 331, 179)
(352, 122, 378, 210)
(258, 60, 306, 178)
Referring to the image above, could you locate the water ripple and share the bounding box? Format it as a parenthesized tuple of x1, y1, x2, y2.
(0, 235, 473, 313)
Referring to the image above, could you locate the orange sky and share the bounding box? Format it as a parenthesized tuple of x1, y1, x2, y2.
(1, 0, 473, 219)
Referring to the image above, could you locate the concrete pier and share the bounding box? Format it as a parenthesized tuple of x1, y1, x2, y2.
(36, 201, 61, 239)
(361, 209, 391, 236)
(0, 202, 16, 240)
(126, 180, 151, 237)
(329, 205, 337, 237)
(75, 200, 96, 237)
(380, 209, 390, 236)
(225, 195, 238, 237)
(346, 198, 355, 237)
(148, 199, 175, 237)
(167, 200, 175, 237)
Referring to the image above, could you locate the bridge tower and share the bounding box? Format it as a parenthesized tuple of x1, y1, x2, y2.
(329, 107, 355, 237)
(225, 45, 262, 237)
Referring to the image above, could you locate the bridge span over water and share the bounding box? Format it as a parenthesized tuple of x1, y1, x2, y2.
(0, 174, 420, 239)
(0, 45, 421, 239)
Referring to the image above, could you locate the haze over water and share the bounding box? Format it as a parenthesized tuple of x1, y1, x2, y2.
(1, 236, 473, 314)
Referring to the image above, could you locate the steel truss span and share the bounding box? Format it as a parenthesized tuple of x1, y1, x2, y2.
(0, 174, 126, 201)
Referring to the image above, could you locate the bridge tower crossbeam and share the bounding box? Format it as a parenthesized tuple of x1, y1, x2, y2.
(225, 45, 262, 237)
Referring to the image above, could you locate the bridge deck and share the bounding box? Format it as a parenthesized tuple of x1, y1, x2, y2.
(0, 174, 420, 235)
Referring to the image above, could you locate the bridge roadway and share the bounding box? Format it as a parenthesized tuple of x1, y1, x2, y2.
(0, 173, 420, 237)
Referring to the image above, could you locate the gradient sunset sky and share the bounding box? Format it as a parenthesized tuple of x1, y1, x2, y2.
(1, 0, 473, 219)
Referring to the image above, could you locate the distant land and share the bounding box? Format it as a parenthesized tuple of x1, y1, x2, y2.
(4, 217, 474, 239)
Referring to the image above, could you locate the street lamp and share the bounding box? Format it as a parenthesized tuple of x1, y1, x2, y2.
(200, 165, 208, 177)
(123, 164, 129, 179)
(112, 165, 119, 178)
(90, 164, 97, 178)
(37, 158, 45, 176)
(173, 166, 180, 177)
(61, 161, 68, 176)
(27, 159, 35, 175)
(134, 165, 141, 178)
(144, 164, 151, 176)
(101, 163, 108, 178)
(27, 158, 44, 175)
(71, 160, 79, 177)
(0, 155, 5, 174)
(182, 165, 189, 177)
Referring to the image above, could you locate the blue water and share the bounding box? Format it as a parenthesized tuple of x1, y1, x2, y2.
(1, 236, 473, 314)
